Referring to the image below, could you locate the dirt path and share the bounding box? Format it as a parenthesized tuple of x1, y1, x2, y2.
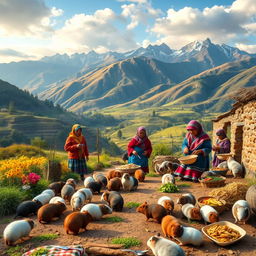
(0, 170, 256, 256)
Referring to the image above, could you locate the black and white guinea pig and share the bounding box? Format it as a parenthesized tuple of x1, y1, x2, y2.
(85, 181, 102, 194)
(121, 173, 138, 191)
(177, 193, 196, 205)
(80, 203, 112, 220)
(101, 191, 124, 211)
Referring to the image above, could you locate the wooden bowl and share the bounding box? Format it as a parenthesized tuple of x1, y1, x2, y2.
(202, 221, 246, 246)
(216, 153, 233, 160)
(209, 167, 228, 177)
(197, 196, 226, 214)
(115, 164, 141, 175)
(199, 176, 226, 188)
(178, 155, 198, 165)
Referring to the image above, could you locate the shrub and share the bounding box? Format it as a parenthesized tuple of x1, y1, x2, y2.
(31, 137, 48, 149)
(23, 178, 50, 199)
(0, 144, 46, 160)
(0, 187, 25, 216)
(61, 172, 80, 182)
(150, 143, 173, 160)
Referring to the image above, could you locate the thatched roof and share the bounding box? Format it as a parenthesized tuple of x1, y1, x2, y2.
(213, 86, 256, 122)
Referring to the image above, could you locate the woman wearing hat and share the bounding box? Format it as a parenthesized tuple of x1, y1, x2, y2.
(174, 120, 212, 182)
(64, 124, 89, 181)
(212, 129, 231, 167)
(127, 126, 152, 173)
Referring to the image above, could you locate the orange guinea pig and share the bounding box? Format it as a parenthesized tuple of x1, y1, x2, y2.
(37, 202, 66, 223)
(161, 215, 183, 238)
(64, 211, 93, 235)
(134, 169, 145, 182)
(107, 177, 122, 191)
(106, 170, 122, 180)
(136, 202, 167, 224)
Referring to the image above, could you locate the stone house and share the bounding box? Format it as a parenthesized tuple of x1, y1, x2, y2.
(212, 87, 256, 177)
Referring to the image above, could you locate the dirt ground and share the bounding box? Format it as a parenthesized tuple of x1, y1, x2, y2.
(0, 169, 256, 256)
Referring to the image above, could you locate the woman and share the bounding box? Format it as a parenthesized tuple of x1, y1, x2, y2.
(127, 126, 152, 173)
(212, 129, 231, 167)
(174, 120, 211, 182)
(64, 124, 89, 181)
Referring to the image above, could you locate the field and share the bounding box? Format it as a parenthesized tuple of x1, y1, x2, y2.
(0, 168, 255, 256)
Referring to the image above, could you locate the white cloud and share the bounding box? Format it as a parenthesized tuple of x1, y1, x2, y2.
(121, 2, 162, 30)
(118, 0, 148, 3)
(0, 0, 63, 36)
(235, 43, 256, 53)
(51, 8, 137, 54)
(151, 0, 256, 49)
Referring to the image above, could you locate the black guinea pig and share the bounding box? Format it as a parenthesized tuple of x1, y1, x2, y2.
(15, 200, 42, 218)
(85, 181, 102, 194)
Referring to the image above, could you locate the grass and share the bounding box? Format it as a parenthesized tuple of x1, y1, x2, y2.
(146, 172, 159, 177)
(0, 217, 12, 224)
(177, 183, 191, 188)
(111, 237, 141, 248)
(125, 202, 141, 208)
(31, 233, 59, 242)
(5, 245, 23, 256)
(104, 216, 124, 222)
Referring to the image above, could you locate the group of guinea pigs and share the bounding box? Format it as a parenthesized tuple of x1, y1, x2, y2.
(3, 168, 251, 256)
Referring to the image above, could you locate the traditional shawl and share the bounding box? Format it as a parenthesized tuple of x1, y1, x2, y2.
(133, 126, 148, 150)
(68, 124, 83, 144)
(185, 120, 211, 151)
(216, 129, 227, 138)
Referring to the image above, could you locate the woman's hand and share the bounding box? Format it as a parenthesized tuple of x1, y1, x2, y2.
(142, 150, 148, 156)
(212, 145, 220, 151)
(132, 150, 138, 155)
(77, 144, 84, 149)
(192, 149, 203, 155)
(183, 147, 189, 154)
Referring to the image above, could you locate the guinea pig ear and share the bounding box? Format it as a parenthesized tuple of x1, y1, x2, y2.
(83, 210, 89, 214)
(156, 233, 161, 237)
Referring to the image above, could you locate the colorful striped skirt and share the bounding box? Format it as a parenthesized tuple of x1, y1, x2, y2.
(174, 164, 204, 182)
(68, 158, 87, 175)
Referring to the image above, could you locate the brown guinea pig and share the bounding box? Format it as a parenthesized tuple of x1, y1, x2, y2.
(64, 211, 93, 235)
(37, 202, 66, 223)
(48, 181, 65, 195)
(106, 170, 122, 180)
(136, 202, 167, 224)
(107, 177, 122, 191)
(161, 215, 183, 238)
(181, 203, 202, 221)
(134, 169, 145, 182)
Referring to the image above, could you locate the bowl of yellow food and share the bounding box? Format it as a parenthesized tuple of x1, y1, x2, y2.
(115, 163, 141, 175)
(197, 196, 226, 213)
(178, 155, 198, 164)
(216, 153, 233, 160)
(202, 221, 246, 246)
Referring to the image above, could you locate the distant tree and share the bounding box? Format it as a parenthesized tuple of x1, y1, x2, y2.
(31, 137, 48, 149)
(152, 110, 156, 117)
(10, 130, 28, 144)
(117, 130, 122, 139)
(8, 101, 15, 114)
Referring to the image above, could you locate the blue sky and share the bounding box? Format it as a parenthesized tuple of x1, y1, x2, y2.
(0, 0, 255, 62)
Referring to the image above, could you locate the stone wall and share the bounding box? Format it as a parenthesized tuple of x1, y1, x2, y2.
(213, 101, 256, 177)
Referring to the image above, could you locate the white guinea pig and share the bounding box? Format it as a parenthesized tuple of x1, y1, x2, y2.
(157, 196, 174, 214)
(162, 174, 175, 185)
(147, 235, 185, 256)
(32, 193, 52, 205)
(227, 157, 243, 178)
(3, 219, 34, 246)
(121, 173, 138, 191)
(49, 196, 66, 205)
(78, 188, 93, 202)
(174, 226, 203, 246)
(217, 161, 228, 169)
(232, 200, 251, 224)
(41, 189, 55, 198)
(80, 203, 112, 220)
(71, 191, 86, 211)
(200, 205, 219, 224)
(181, 203, 202, 221)
(84, 176, 95, 187)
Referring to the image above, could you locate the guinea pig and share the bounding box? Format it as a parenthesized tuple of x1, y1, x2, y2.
(147, 235, 185, 256)
(49, 196, 66, 205)
(106, 170, 122, 180)
(66, 178, 76, 189)
(84, 176, 95, 187)
(71, 191, 86, 211)
(15, 200, 42, 218)
(136, 202, 167, 223)
(32, 193, 52, 205)
(174, 226, 203, 246)
(78, 188, 93, 202)
(48, 181, 65, 195)
(200, 205, 219, 224)
(37, 202, 66, 223)
(61, 184, 75, 201)
(158, 161, 177, 175)
(121, 173, 138, 191)
(157, 196, 174, 214)
(162, 173, 175, 185)
(101, 191, 124, 211)
(177, 193, 196, 206)
(232, 200, 251, 224)
(217, 161, 228, 169)
(134, 169, 145, 182)
(64, 211, 93, 235)
(181, 203, 202, 221)
(41, 189, 55, 198)
(93, 173, 108, 188)
(107, 177, 122, 191)
(3, 219, 34, 246)
(161, 215, 183, 238)
(80, 203, 112, 220)
(227, 157, 243, 178)
(85, 181, 102, 194)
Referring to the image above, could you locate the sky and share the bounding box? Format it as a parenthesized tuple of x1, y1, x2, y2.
(0, 0, 256, 63)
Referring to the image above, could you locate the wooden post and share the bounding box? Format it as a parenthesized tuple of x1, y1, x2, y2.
(97, 128, 100, 163)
